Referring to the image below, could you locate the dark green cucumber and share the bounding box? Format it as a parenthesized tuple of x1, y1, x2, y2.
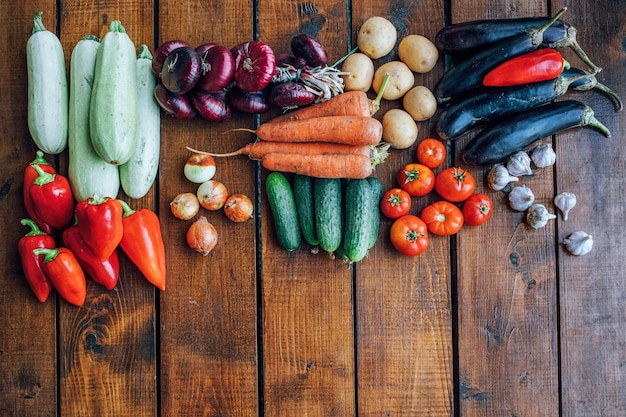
(265, 172, 301, 251)
(341, 179, 374, 262)
(366, 177, 382, 250)
(314, 178, 343, 253)
(462, 100, 611, 166)
(293, 174, 319, 246)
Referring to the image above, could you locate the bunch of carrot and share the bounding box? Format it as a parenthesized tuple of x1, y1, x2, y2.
(190, 75, 391, 179)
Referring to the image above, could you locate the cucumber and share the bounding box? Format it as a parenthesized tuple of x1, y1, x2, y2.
(67, 35, 120, 202)
(26, 11, 68, 155)
(341, 179, 373, 262)
(119, 45, 161, 199)
(366, 177, 382, 250)
(293, 174, 319, 246)
(90, 20, 138, 165)
(265, 172, 301, 251)
(314, 178, 343, 253)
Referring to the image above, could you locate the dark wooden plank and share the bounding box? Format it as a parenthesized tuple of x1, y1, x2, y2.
(156, 1, 259, 416)
(257, 2, 355, 416)
(551, 1, 626, 416)
(451, 1, 561, 417)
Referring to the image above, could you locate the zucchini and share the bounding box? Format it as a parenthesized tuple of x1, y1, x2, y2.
(67, 35, 120, 201)
(293, 174, 319, 246)
(314, 178, 343, 253)
(26, 11, 68, 155)
(90, 20, 138, 165)
(341, 179, 373, 263)
(366, 177, 382, 250)
(119, 45, 161, 199)
(462, 100, 611, 166)
(265, 172, 301, 251)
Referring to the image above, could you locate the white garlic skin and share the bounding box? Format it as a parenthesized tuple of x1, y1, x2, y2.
(488, 163, 519, 191)
(508, 185, 535, 211)
(562, 231, 593, 256)
(531, 143, 556, 168)
(526, 203, 557, 229)
(554, 192, 577, 221)
(507, 151, 533, 176)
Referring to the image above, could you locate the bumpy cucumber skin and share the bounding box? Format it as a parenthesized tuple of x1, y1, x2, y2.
(265, 172, 301, 251)
(342, 179, 373, 262)
(293, 174, 319, 246)
(314, 178, 343, 253)
(366, 177, 382, 250)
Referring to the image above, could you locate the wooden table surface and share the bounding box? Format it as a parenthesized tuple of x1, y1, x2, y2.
(2, 0, 625, 416)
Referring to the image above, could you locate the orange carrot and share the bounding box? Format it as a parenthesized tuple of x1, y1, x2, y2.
(187, 142, 373, 159)
(261, 153, 374, 179)
(253, 116, 383, 145)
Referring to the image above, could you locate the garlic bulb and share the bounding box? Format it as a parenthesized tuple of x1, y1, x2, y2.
(508, 185, 535, 211)
(507, 151, 533, 176)
(531, 143, 556, 168)
(562, 231, 593, 256)
(554, 192, 576, 221)
(487, 163, 518, 191)
(526, 203, 557, 229)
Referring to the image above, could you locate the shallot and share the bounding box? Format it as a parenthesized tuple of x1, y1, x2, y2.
(186, 216, 218, 256)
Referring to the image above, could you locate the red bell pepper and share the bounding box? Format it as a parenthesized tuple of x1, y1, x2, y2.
(75, 196, 123, 262)
(23, 151, 55, 234)
(483, 48, 569, 87)
(32, 247, 87, 307)
(28, 164, 75, 230)
(62, 222, 120, 290)
(118, 200, 167, 291)
(18, 218, 55, 302)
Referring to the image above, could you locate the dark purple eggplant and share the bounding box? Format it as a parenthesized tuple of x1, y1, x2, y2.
(291, 33, 328, 67)
(462, 100, 611, 166)
(152, 40, 191, 78)
(190, 89, 231, 122)
(154, 83, 197, 119)
(227, 86, 271, 114)
(561, 68, 623, 111)
(268, 82, 316, 109)
(160, 46, 201, 94)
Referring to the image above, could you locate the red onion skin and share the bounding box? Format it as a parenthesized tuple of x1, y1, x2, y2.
(291, 33, 328, 67)
(231, 41, 276, 92)
(195, 43, 235, 92)
(154, 83, 197, 119)
(160, 46, 202, 94)
(190, 89, 231, 122)
(152, 40, 191, 78)
(227, 86, 271, 114)
(268, 82, 316, 108)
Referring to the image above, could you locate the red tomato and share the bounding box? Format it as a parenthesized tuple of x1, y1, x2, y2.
(389, 215, 429, 256)
(397, 163, 435, 197)
(417, 138, 447, 169)
(421, 201, 464, 236)
(462, 193, 493, 226)
(434, 167, 476, 202)
(380, 188, 412, 219)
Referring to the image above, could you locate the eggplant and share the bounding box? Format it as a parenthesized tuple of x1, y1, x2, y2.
(562, 68, 623, 111)
(436, 69, 618, 140)
(462, 100, 611, 166)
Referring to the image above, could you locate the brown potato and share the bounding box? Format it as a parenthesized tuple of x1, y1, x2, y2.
(357, 16, 397, 59)
(341, 52, 374, 92)
(372, 61, 415, 101)
(402, 86, 437, 121)
(382, 108, 418, 149)
(398, 34, 439, 73)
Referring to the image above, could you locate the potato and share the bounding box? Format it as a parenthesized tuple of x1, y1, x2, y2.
(403, 86, 437, 121)
(372, 61, 415, 101)
(357, 16, 397, 59)
(382, 108, 418, 149)
(341, 52, 374, 92)
(398, 34, 439, 73)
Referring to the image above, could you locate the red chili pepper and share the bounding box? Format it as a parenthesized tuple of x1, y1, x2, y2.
(62, 222, 120, 290)
(23, 151, 55, 234)
(75, 196, 124, 262)
(18, 218, 55, 302)
(32, 247, 87, 307)
(28, 164, 75, 230)
(483, 48, 569, 87)
(118, 200, 167, 291)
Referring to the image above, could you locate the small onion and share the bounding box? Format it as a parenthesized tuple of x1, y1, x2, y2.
(184, 153, 216, 183)
(197, 179, 228, 211)
(186, 216, 218, 256)
(223, 194, 254, 222)
(170, 192, 200, 220)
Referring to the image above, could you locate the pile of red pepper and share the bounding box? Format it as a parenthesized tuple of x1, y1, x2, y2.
(19, 151, 167, 306)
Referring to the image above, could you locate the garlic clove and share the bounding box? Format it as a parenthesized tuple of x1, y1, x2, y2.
(526, 203, 557, 229)
(562, 230, 593, 256)
(554, 192, 577, 221)
(507, 151, 533, 176)
(487, 163, 519, 191)
(508, 185, 535, 211)
(531, 143, 556, 168)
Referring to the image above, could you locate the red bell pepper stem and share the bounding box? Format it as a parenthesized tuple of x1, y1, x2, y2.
(18, 218, 55, 302)
(29, 164, 75, 230)
(33, 247, 87, 307)
(118, 200, 167, 291)
(62, 222, 120, 290)
(483, 48, 570, 87)
(23, 151, 55, 233)
(75, 196, 124, 262)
